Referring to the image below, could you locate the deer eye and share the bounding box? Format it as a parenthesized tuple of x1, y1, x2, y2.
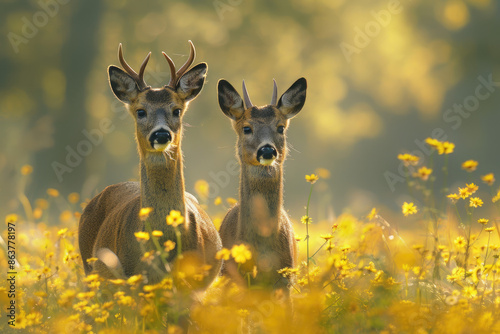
(243, 126, 252, 134)
(137, 109, 147, 118)
(173, 109, 181, 117)
(277, 126, 285, 134)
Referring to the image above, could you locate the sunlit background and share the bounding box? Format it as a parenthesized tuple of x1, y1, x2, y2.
(2, 0, 500, 224)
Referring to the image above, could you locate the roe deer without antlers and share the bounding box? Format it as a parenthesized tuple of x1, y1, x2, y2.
(78, 41, 222, 286)
(217, 77, 307, 290)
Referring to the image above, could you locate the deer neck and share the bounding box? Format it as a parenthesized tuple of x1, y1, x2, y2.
(139, 142, 186, 231)
(239, 163, 283, 237)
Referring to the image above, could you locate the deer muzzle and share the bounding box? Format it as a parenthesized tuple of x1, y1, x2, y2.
(149, 129, 172, 151)
(257, 145, 277, 166)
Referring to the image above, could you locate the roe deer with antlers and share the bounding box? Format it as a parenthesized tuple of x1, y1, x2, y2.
(217, 77, 307, 290)
(79, 42, 222, 286)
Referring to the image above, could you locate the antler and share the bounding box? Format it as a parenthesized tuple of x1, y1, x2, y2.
(118, 43, 151, 90)
(163, 40, 196, 88)
(242, 80, 254, 109)
(270, 79, 278, 105)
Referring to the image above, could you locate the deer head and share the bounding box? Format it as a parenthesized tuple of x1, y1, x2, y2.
(108, 41, 207, 157)
(217, 78, 307, 168)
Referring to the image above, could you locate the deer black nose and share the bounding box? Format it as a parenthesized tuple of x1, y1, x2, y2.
(257, 145, 277, 161)
(150, 130, 171, 147)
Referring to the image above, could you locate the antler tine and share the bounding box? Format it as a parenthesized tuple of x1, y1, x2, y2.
(242, 80, 254, 109)
(270, 79, 278, 105)
(118, 43, 150, 90)
(175, 40, 196, 79)
(162, 52, 177, 88)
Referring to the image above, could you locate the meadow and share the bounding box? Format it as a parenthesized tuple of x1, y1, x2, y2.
(1, 138, 500, 333)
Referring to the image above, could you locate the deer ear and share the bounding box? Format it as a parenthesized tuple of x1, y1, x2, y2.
(217, 79, 245, 120)
(108, 65, 139, 104)
(277, 77, 307, 119)
(176, 63, 207, 101)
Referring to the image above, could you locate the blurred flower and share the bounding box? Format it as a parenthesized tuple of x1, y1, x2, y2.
(462, 160, 478, 172)
(57, 228, 68, 238)
(21, 164, 33, 175)
(68, 192, 80, 204)
(485, 227, 495, 233)
(231, 244, 252, 264)
(134, 231, 150, 241)
(214, 196, 222, 206)
(398, 153, 419, 166)
(437, 141, 455, 155)
(151, 230, 163, 237)
(459, 187, 470, 199)
(301, 215, 312, 224)
(469, 197, 483, 208)
(47, 188, 60, 197)
(402, 202, 417, 217)
(139, 207, 153, 221)
(454, 236, 466, 248)
(466, 183, 478, 194)
(5, 214, 18, 224)
(305, 174, 319, 184)
(164, 240, 176, 252)
(127, 274, 143, 285)
(481, 173, 495, 186)
(425, 138, 441, 149)
(226, 197, 238, 206)
(447, 193, 460, 202)
(194, 180, 209, 199)
(315, 168, 330, 179)
(320, 234, 334, 241)
(216, 248, 231, 260)
(413, 166, 432, 181)
(478, 218, 489, 225)
(166, 210, 184, 227)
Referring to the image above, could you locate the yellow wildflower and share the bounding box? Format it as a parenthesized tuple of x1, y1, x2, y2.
(21, 164, 33, 175)
(469, 197, 483, 208)
(437, 141, 455, 155)
(151, 230, 163, 237)
(466, 183, 478, 194)
(493, 190, 500, 203)
(463, 286, 477, 298)
(215, 248, 231, 260)
(231, 244, 252, 264)
(414, 166, 432, 181)
(86, 257, 98, 264)
(127, 274, 143, 285)
(397, 153, 419, 166)
(139, 207, 153, 221)
(447, 193, 460, 202)
(301, 215, 312, 224)
(134, 231, 150, 241)
(462, 160, 478, 172)
(320, 234, 334, 241)
(454, 236, 466, 248)
(214, 196, 222, 206)
(305, 174, 319, 184)
(166, 210, 184, 227)
(458, 187, 470, 199)
(478, 218, 489, 225)
(164, 240, 176, 252)
(481, 173, 495, 186)
(485, 227, 495, 233)
(402, 202, 417, 217)
(425, 138, 441, 149)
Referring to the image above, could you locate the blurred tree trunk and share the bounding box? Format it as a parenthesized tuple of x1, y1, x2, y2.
(34, 0, 103, 197)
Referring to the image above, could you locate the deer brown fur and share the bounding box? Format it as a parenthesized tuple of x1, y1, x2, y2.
(78, 42, 222, 287)
(217, 78, 307, 289)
